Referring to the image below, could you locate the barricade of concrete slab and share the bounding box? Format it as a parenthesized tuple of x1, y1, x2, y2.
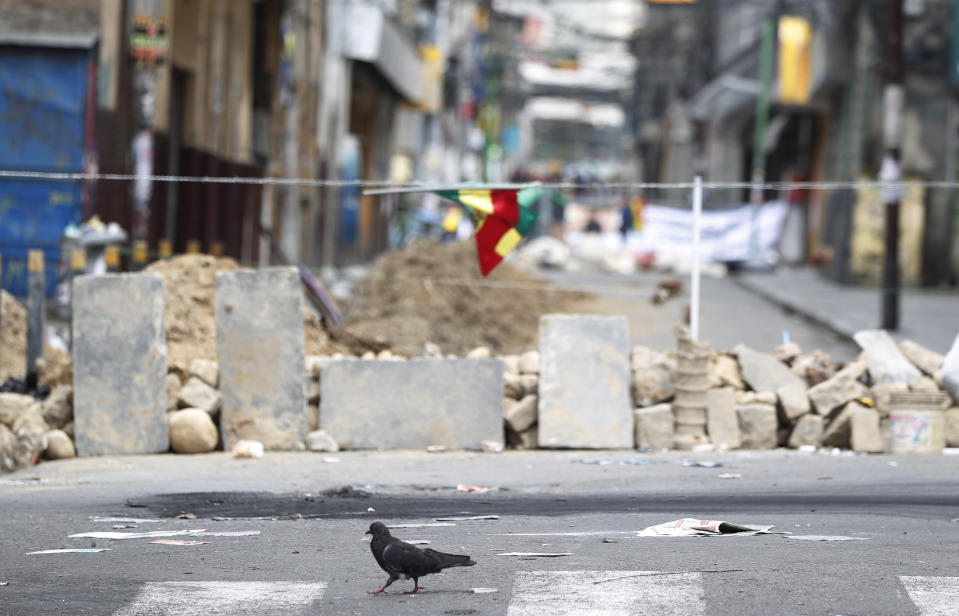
(72, 274, 169, 456)
(320, 358, 504, 450)
(538, 315, 632, 449)
(215, 267, 307, 451)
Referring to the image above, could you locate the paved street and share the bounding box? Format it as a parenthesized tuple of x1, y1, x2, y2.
(2, 450, 957, 615)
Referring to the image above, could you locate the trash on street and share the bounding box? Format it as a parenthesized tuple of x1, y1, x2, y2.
(434, 515, 499, 521)
(681, 459, 723, 468)
(150, 539, 210, 546)
(456, 484, 489, 493)
(27, 548, 110, 554)
(92, 517, 161, 524)
(232, 440, 264, 458)
(637, 518, 774, 537)
(69, 529, 207, 540)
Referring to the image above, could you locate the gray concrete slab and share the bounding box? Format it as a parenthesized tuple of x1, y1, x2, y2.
(320, 358, 504, 450)
(72, 274, 168, 456)
(215, 267, 307, 451)
(538, 314, 632, 448)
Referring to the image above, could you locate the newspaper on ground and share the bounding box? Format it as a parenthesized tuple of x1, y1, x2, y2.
(637, 518, 774, 537)
(69, 529, 207, 540)
(27, 548, 110, 554)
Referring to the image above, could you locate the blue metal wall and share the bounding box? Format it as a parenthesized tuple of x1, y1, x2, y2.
(0, 44, 89, 297)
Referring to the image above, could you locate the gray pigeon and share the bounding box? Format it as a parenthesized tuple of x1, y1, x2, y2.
(366, 521, 476, 594)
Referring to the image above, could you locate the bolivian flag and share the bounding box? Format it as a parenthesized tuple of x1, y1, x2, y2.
(435, 186, 540, 275)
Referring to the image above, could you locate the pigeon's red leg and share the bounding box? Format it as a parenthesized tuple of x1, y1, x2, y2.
(403, 579, 421, 594)
(368, 585, 388, 595)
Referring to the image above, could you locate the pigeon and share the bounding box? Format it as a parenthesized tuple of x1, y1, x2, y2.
(366, 521, 476, 594)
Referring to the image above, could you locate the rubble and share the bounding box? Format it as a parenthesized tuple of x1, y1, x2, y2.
(43, 429, 76, 459)
(189, 359, 220, 388)
(734, 344, 806, 394)
(788, 414, 824, 448)
(0, 392, 34, 426)
(738, 403, 778, 450)
(854, 329, 920, 386)
(808, 367, 869, 416)
(942, 334, 959, 404)
(40, 385, 73, 430)
(946, 408, 959, 447)
(631, 346, 676, 407)
(706, 388, 740, 449)
(177, 377, 222, 416)
(850, 407, 883, 453)
(0, 424, 29, 471)
(504, 395, 538, 434)
(306, 430, 339, 452)
(634, 403, 674, 451)
(898, 340, 944, 378)
(12, 403, 50, 458)
(167, 408, 219, 454)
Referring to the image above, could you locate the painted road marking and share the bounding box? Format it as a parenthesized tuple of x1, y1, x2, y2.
(506, 570, 705, 616)
(900, 576, 959, 616)
(113, 581, 327, 616)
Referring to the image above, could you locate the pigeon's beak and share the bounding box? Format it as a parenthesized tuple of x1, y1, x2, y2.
(365, 530, 372, 535)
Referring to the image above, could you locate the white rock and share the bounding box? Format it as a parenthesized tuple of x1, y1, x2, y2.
(634, 403, 674, 451)
(518, 426, 538, 449)
(708, 353, 745, 390)
(776, 382, 811, 421)
(505, 395, 538, 433)
(43, 429, 76, 459)
(773, 342, 802, 364)
(467, 346, 492, 359)
(808, 371, 869, 415)
(166, 373, 182, 411)
(40, 385, 73, 429)
(502, 355, 521, 375)
(788, 414, 824, 448)
(738, 403, 777, 449)
(178, 377, 222, 415)
(519, 374, 539, 397)
(167, 408, 219, 454)
(0, 424, 29, 472)
(518, 350, 540, 374)
(503, 372, 525, 399)
(850, 407, 884, 453)
(0, 393, 34, 427)
(631, 346, 677, 406)
(307, 430, 339, 452)
(481, 440, 504, 453)
(898, 340, 944, 377)
(12, 403, 49, 456)
(189, 358, 220, 388)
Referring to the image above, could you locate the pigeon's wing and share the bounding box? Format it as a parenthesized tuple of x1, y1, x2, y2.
(382, 540, 442, 577)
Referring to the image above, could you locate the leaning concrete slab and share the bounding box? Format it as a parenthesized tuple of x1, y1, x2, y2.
(72, 274, 168, 455)
(320, 358, 504, 450)
(216, 267, 307, 451)
(538, 314, 632, 449)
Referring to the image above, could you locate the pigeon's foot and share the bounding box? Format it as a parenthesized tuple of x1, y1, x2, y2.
(403, 580, 422, 594)
(368, 587, 388, 595)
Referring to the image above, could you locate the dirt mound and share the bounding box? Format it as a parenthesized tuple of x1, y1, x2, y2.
(0, 290, 27, 381)
(144, 254, 241, 375)
(332, 239, 592, 357)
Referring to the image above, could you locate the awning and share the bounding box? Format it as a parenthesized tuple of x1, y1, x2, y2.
(336, 4, 423, 103)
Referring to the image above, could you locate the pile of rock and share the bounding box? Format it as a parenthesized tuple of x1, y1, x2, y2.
(631, 329, 959, 453)
(501, 350, 540, 450)
(0, 385, 75, 471)
(165, 359, 222, 454)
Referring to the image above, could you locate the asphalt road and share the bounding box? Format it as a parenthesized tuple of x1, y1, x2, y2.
(2, 450, 958, 615)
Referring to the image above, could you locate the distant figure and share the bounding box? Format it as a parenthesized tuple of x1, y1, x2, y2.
(585, 215, 601, 233)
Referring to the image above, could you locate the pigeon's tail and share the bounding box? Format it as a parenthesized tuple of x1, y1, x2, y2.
(424, 548, 476, 569)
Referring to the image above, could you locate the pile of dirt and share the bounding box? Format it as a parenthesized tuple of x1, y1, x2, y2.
(0, 289, 27, 381)
(144, 254, 241, 375)
(330, 239, 593, 357)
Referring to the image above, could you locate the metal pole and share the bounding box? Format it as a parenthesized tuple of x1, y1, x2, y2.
(690, 176, 703, 341)
(748, 19, 776, 263)
(881, 0, 903, 330)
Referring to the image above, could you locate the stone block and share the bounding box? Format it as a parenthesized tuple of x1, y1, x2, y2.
(821, 402, 864, 448)
(0, 424, 28, 472)
(776, 382, 811, 421)
(73, 274, 168, 456)
(850, 407, 884, 453)
(520, 374, 539, 397)
(216, 267, 307, 451)
(538, 315, 632, 449)
(945, 408, 959, 447)
(168, 408, 218, 454)
(898, 340, 944, 377)
(178, 377, 222, 415)
(505, 394, 538, 433)
(788, 414, 824, 448)
(773, 342, 801, 364)
(189, 358, 220, 388)
(631, 346, 676, 406)
(502, 355, 520, 375)
(504, 372, 525, 399)
(519, 350, 540, 374)
(736, 391, 778, 405)
(708, 353, 744, 390)
(909, 375, 939, 392)
(738, 403, 777, 449)
(321, 358, 504, 450)
(943, 334, 959, 405)
(634, 403, 673, 450)
(854, 329, 921, 386)
(706, 388, 741, 449)
(0, 393, 34, 427)
(871, 382, 908, 417)
(808, 372, 869, 416)
(734, 344, 806, 394)
(518, 426, 538, 449)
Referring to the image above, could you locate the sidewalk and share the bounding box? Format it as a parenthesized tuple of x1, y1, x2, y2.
(735, 267, 959, 354)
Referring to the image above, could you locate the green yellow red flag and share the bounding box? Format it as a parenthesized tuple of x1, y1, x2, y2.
(435, 186, 540, 275)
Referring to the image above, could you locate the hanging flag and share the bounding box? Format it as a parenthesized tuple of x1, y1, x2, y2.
(435, 187, 540, 275)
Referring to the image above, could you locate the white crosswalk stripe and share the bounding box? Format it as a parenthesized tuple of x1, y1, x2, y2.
(900, 576, 959, 616)
(506, 570, 705, 616)
(112, 581, 327, 616)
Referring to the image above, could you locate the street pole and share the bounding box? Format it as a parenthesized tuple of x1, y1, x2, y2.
(881, 0, 903, 330)
(690, 176, 703, 341)
(748, 19, 775, 264)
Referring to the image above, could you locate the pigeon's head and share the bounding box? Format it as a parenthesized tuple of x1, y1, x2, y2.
(366, 521, 391, 537)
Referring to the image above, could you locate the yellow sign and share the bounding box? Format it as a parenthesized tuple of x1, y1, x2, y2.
(778, 15, 812, 104)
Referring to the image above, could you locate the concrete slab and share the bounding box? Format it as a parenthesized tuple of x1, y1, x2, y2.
(72, 274, 168, 455)
(538, 314, 632, 449)
(215, 267, 307, 451)
(320, 358, 504, 450)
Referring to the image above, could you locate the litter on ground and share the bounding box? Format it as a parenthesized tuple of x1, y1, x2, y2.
(637, 518, 774, 537)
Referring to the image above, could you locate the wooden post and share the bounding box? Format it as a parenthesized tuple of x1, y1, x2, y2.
(26, 250, 45, 389)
